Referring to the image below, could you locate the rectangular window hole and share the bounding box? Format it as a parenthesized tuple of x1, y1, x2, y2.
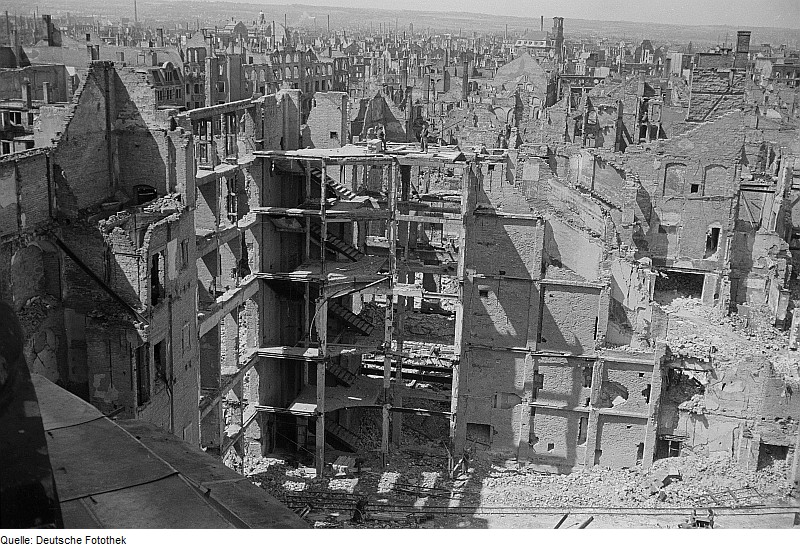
(577, 416, 588, 445)
(582, 366, 592, 388)
(704, 227, 720, 259)
(466, 423, 491, 446)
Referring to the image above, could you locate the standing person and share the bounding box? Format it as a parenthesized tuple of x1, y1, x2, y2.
(419, 120, 429, 152)
(377, 124, 387, 151)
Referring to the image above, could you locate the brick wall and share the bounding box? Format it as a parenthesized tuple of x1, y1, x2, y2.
(0, 150, 51, 238)
(688, 68, 745, 122)
(306, 92, 348, 148)
(50, 63, 114, 210)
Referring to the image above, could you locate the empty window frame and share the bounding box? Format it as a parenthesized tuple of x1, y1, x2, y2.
(150, 251, 165, 307)
(704, 227, 721, 258)
(135, 344, 150, 406)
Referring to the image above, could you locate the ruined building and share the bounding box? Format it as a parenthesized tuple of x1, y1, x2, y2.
(2, 52, 799, 486)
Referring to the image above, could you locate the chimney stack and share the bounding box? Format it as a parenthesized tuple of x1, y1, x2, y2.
(21, 81, 32, 110)
(462, 59, 469, 101)
(116, 51, 125, 63)
(43, 14, 53, 46)
(734, 30, 751, 70)
(541, 16, 544, 32)
(42, 82, 51, 104)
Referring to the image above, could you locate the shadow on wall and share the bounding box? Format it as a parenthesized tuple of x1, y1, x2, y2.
(112, 70, 169, 198)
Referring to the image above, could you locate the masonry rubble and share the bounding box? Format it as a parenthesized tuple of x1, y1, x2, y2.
(2, 21, 800, 529)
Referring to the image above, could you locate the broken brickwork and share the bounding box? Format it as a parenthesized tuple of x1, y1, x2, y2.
(0, 61, 201, 444)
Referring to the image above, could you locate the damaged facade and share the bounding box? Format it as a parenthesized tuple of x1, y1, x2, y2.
(2, 22, 799, 495)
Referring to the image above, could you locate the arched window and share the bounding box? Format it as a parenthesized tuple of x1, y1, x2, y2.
(703, 165, 728, 196)
(664, 163, 686, 196)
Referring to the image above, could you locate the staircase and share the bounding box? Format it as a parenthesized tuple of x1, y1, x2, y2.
(326, 355, 360, 387)
(310, 225, 363, 261)
(324, 416, 361, 452)
(308, 165, 357, 200)
(307, 416, 362, 452)
(328, 301, 375, 336)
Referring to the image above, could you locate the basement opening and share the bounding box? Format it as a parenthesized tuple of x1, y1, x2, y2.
(655, 437, 682, 460)
(757, 443, 789, 470)
(654, 270, 704, 305)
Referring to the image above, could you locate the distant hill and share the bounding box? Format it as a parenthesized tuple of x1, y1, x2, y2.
(4, 0, 799, 48)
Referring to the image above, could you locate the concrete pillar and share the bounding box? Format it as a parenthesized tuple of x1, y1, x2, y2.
(642, 346, 666, 468)
(701, 273, 719, 306)
(583, 358, 604, 469)
(790, 423, 800, 493)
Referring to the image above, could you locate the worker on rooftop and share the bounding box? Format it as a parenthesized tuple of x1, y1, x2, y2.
(420, 120, 429, 153)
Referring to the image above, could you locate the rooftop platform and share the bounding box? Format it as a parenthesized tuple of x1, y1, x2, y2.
(254, 142, 468, 166)
(270, 376, 383, 416)
(31, 374, 305, 528)
(256, 256, 388, 287)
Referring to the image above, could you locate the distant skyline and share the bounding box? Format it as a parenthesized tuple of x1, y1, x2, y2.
(209, 0, 800, 30)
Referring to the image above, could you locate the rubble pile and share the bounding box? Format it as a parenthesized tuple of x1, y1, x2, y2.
(244, 445, 794, 529)
(663, 297, 800, 381)
(403, 312, 455, 344)
(480, 454, 794, 508)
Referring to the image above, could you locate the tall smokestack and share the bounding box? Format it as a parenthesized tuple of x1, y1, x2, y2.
(541, 16, 543, 32)
(462, 59, 469, 101)
(735, 30, 751, 70)
(134, 0, 138, 23)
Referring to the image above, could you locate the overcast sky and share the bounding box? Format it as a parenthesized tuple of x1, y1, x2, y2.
(244, 0, 800, 29)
